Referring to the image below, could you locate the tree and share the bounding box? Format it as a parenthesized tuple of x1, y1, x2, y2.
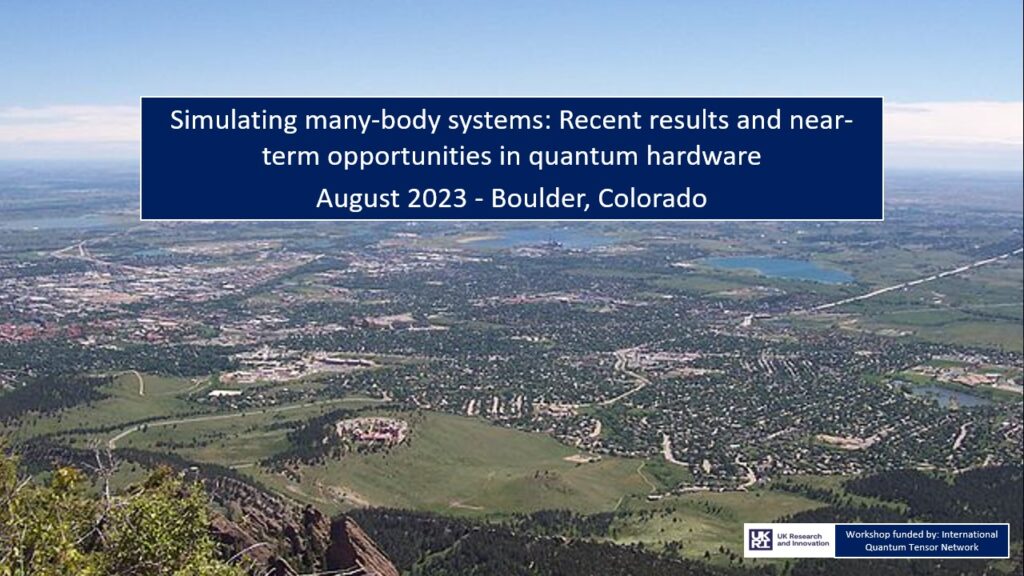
(1, 441, 244, 576)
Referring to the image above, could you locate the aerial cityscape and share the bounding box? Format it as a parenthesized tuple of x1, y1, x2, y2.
(2, 1, 1022, 574)
(1, 163, 1021, 574)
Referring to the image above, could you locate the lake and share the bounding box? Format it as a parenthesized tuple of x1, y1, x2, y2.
(910, 385, 993, 408)
(468, 228, 615, 250)
(703, 256, 854, 284)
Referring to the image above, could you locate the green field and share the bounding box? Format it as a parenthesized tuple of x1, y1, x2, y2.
(248, 411, 672, 515)
(845, 262, 1024, 352)
(112, 398, 383, 462)
(8, 372, 201, 440)
(609, 490, 823, 561)
(10, 380, 692, 518)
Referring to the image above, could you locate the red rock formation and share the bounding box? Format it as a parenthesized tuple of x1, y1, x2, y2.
(326, 516, 401, 576)
(204, 474, 396, 575)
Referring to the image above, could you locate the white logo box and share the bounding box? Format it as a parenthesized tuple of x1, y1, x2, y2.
(743, 523, 835, 558)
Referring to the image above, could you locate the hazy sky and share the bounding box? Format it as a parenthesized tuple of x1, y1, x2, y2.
(1, 1, 1021, 168)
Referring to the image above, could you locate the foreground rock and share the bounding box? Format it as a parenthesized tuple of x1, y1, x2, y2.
(205, 475, 397, 575)
(326, 516, 401, 576)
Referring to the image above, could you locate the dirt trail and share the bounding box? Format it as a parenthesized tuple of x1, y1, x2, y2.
(636, 462, 658, 493)
(132, 370, 145, 396)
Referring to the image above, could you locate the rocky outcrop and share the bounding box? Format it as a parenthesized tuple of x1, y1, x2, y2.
(209, 512, 275, 566)
(205, 475, 397, 575)
(326, 516, 401, 576)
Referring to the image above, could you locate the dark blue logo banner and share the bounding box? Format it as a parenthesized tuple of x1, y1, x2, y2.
(141, 97, 882, 221)
(835, 524, 1010, 558)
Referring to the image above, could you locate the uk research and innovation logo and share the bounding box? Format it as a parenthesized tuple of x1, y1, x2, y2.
(749, 529, 773, 551)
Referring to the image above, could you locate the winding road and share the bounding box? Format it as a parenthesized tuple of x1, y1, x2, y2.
(107, 397, 385, 449)
(952, 422, 971, 452)
(661, 433, 687, 467)
(598, 348, 650, 406)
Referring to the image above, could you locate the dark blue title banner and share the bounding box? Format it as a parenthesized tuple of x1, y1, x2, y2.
(141, 97, 882, 221)
(835, 524, 1010, 558)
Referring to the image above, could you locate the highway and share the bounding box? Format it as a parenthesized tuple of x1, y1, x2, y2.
(799, 247, 1023, 314)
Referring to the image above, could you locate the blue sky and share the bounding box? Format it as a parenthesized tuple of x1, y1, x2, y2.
(0, 1, 1021, 167)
